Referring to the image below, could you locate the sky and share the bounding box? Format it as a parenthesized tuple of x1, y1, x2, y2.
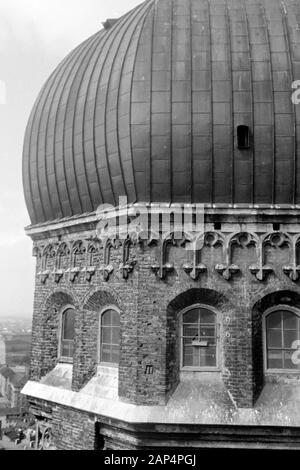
(0, 0, 142, 317)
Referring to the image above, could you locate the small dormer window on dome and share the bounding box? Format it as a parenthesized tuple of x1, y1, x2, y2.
(237, 125, 250, 149)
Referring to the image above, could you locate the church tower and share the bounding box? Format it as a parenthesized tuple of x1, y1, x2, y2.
(22, 0, 300, 449)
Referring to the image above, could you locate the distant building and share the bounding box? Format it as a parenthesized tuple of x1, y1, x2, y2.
(0, 335, 31, 368)
(0, 366, 27, 408)
(0, 407, 26, 430)
(0, 336, 5, 365)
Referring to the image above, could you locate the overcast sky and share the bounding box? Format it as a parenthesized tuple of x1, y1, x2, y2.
(0, 0, 142, 317)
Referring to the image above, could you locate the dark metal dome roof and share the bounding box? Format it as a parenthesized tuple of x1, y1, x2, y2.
(23, 0, 300, 225)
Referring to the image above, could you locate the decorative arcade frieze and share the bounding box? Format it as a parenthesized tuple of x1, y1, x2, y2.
(34, 230, 300, 284)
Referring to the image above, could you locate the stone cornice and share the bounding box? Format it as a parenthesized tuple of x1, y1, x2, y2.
(25, 203, 300, 241)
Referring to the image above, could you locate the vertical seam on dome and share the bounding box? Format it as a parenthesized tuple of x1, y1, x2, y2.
(189, 0, 194, 203)
(170, 0, 174, 203)
(93, 14, 134, 207)
(149, 3, 155, 203)
(208, 0, 214, 203)
(57, 34, 100, 217)
(243, 0, 255, 205)
(79, 30, 110, 209)
(281, 1, 297, 205)
(42, 39, 93, 221)
(262, 1, 276, 205)
(30, 102, 49, 221)
(103, 13, 138, 206)
(26, 46, 84, 223)
(128, 1, 154, 204)
(115, 2, 151, 205)
(66, 35, 104, 215)
(24, 111, 39, 224)
(71, 32, 109, 214)
(24, 72, 55, 223)
(83, 23, 129, 209)
(225, 0, 234, 205)
(103, 14, 137, 206)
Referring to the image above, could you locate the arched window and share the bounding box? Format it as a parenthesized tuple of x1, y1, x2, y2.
(60, 307, 75, 360)
(100, 308, 120, 365)
(265, 308, 300, 371)
(180, 305, 218, 370)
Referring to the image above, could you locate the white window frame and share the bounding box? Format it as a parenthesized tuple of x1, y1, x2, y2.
(179, 303, 220, 372)
(58, 305, 75, 363)
(98, 306, 121, 368)
(263, 305, 300, 375)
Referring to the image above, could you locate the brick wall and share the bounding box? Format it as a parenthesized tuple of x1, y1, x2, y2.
(27, 397, 300, 450)
(28, 397, 99, 450)
(29, 228, 300, 409)
(52, 405, 97, 450)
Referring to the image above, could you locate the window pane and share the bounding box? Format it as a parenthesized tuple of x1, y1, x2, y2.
(111, 345, 119, 363)
(183, 337, 193, 347)
(267, 312, 282, 329)
(284, 351, 300, 370)
(111, 311, 120, 327)
(266, 310, 300, 371)
(183, 309, 198, 323)
(100, 309, 120, 364)
(102, 326, 111, 343)
(182, 307, 217, 369)
(284, 312, 298, 330)
(102, 310, 112, 326)
(267, 329, 282, 348)
(62, 339, 74, 358)
(191, 348, 200, 367)
(101, 347, 111, 363)
(183, 352, 193, 367)
(183, 325, 198, 338)
(112, 327, 120, 344)
(183, 345, 200, 367)
(111, 350, 119, 365)
(63, 309, 75, 340)
(200, 346, 216, 367)
(199, 309, 215, 324)
(267, 349, 283, 369)
(200, 326, 215, 340)
(283, 329, 298, 349)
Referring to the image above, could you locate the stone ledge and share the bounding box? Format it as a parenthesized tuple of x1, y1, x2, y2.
(21, 379, 300, 427)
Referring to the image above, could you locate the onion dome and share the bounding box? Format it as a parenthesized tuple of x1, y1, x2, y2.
(23, 0, 300, 225)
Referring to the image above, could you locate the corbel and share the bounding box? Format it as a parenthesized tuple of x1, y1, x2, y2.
(100, 238, 114, 281)
(215, 233, 239, 280)
(249, 233, 273, 281)
(151, 233, 176, 280)
(183, 233, 207, 280)
(119, 236, 136, 280)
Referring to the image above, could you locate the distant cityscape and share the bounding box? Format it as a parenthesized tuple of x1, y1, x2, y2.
(0, 316, 32, 336)
(0, 316, 33, 449)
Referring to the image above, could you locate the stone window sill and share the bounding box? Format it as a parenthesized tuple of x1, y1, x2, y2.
(58, 357, 73, 365)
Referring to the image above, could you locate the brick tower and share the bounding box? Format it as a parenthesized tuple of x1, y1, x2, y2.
(22, 0, 300, 450)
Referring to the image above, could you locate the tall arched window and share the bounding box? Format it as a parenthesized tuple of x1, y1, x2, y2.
(265, 307, 300, 371)
(180, 305, 218, 370)
(100, 308, 120, 365)
(60, 307, 75, 360)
